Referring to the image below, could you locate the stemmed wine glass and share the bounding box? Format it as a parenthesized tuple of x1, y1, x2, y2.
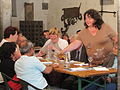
(88, 56, 93, 67)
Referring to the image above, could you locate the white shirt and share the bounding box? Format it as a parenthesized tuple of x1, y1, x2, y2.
(15, 55, 47, 89)
(42, 38, 70, 59)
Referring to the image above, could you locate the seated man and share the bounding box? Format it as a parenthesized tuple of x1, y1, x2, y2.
(17, 33, 28, 48)
(15, 41, 58, 90)
(70, 34, 88, 63)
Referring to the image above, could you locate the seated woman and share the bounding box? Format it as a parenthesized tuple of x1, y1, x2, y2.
(0, 42, 21, 89)
(36, 27, 70, 87)
(37, 27, 70, 59)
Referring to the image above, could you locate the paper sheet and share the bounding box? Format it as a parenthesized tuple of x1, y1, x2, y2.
(67, 67, 87, 71)
(42, 62, 52, 65)
(93, 67, 109, 71)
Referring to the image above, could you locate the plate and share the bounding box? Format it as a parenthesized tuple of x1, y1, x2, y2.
(42, 62, 52, 65)
(37, 57, 43, 59)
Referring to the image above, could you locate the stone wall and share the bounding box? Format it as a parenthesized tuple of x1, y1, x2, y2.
(0, 0, 12, 40)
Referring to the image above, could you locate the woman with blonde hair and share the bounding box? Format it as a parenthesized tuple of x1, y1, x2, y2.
(37, 27, 70, 87)
(37, 27, 69, 59)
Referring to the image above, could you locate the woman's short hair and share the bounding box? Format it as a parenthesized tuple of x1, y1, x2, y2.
(20, 41, 34, 55)
(84, 9, 104, 30)
(49, 27, 61, 36)
(0, 42, 17, 60)
(4, 26, 19, 38)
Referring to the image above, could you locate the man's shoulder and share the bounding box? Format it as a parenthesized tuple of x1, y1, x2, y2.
(16, 56, 39, 65)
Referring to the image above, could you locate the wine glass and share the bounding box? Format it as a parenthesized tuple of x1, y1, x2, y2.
(53, 52, 58, 63)
(88, 56, 93, 67)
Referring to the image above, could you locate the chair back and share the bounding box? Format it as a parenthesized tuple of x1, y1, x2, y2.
(19, 79, 41, 90)
(1, 72, 41, 90)
(1, 72, 20, 90)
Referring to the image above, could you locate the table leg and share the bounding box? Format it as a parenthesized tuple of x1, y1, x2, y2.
(104, 76, 107, 90)
(78, 77, 82, 90)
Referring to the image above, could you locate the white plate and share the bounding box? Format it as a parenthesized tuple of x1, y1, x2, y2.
(37, 57, 43, 59)
(42, 62, 52, 65)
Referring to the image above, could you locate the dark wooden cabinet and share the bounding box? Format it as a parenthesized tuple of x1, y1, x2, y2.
(20, 21, 43, 46)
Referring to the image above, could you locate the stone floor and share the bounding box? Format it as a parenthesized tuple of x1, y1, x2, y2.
(44, 86, 67, 90)
(0, 84, 67, 90)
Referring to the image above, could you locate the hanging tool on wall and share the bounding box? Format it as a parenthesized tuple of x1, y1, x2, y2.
(61, 3, 82, 35)
(99, 0, 116, 17)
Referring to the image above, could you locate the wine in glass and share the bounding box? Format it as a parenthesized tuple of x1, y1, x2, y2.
(88, 56, 93, 67)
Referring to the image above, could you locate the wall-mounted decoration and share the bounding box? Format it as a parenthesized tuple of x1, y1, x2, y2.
(100, 0, 114, 5)
(24, 3, 34, 21)
(99, 0, 116, 17)
(42, 3, 48, 10)
(61, 3, 82, 34)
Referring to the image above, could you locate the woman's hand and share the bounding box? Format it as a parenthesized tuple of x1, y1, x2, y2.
(59, 50, 64, 54)
(36, 50, 45, 57)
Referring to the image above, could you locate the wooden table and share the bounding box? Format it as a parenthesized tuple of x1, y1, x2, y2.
(55, 67, 117, 90)
(41, 60, 117, 90)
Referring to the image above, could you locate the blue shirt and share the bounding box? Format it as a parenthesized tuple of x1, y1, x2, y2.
(15, 55, 47, 89)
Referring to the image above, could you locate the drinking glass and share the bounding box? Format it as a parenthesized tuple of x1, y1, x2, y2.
(53, 52, 58, 63)
(88, 56, 93, 66)
(64, 54, 70, 68)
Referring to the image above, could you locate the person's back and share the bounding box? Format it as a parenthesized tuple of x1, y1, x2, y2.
(15, 55, 48, 89)
(15, 41, 58, 89)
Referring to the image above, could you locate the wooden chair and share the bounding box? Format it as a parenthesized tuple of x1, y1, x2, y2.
(1, 72, 20, 90)
(19, 79, 41, 90)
